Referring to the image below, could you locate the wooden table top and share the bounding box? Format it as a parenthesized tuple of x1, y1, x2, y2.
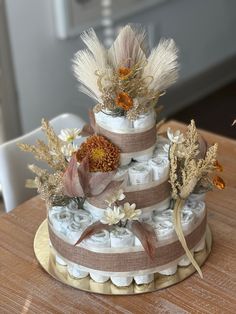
(0, 121, 236, 314)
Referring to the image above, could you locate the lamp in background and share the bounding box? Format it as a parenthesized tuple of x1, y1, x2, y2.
(101, 0, 114, 47)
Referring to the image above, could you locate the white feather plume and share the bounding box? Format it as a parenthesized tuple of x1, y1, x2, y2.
(73, 49, 103, 102)
(73, 28, 111, 102)
(108, 25, 147, 68)
(80, 28, 108, 69)
(143, 38, 179, 92)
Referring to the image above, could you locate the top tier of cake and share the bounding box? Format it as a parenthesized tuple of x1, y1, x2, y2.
(94, 109, 157, 166)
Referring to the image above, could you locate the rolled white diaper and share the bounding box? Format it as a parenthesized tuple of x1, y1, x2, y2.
(185, 201, 205, 219)
(152, 209, 173, 223)
(67, 262, 89, 279)
(178, 250, 194, 267)
(83, 201, 105, 221)
(149, 158, 169, 181)
(188, 192, 206, 203)
(134, 233, 154, 284)
(133, 146, 155, 162)
(153, 138, 170, 159)
(73, 210, 93, 227)
(181, 208, 196, 232)
(55, 254, 67, 266)
(128, 162, 152, 185)
(134, 273, 154, 285)
(65, 221, 82, 245)
(48, 205, 64, 224)
(158, 265, 177, 276)
(194, 234, 206, 252)
(95, 111, 132, 131)
(133, 110, 156, 130)
(110, 227, 134, 248)
(51, 210, 72, 235)
(67, 200, 79, 211)
(110, 227, 134, 287)
(183, 201, 206, 253)
(114, 165, 129, 184)
(154, 221, 177, 275)
(120, 154, 132, 166)
(140, 212, 153, 224)
(153, 220, 174, 241)
(86, 230, 110, 283)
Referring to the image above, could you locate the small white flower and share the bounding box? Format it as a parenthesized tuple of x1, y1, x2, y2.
(175, 143, 186, 158)
(105, 189, 126, 206)
(58, 128, 81, 142)
(61, 143, 78, 157)
(123, 202, 141, 221)
(100, 206, 125, 225)
(167, 128, 185, 144)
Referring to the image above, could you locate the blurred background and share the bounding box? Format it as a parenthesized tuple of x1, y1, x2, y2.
(0, 0, 236, 145)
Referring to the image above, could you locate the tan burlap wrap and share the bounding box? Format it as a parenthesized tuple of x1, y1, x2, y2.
(87, 179, 171, 209)
(48, 212, 206, 272)
(95, 123, 156, 153)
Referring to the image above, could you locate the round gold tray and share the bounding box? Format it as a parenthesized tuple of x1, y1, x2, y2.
(34, 220, 212, 295)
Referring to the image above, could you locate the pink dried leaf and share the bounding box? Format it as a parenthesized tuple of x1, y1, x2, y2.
(88, 109, 96, 131)
(130, 221, 157, 259)
(77, 156, 90, 195)
(80, 124, 94, 137)
(88, 171, 117, 196)
(62, 154, 84, 197)
(75, 221, 111, 246)
(198, 134, 208, 159)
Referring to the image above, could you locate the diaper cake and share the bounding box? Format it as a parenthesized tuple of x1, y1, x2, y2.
(19, 25, 225, 290)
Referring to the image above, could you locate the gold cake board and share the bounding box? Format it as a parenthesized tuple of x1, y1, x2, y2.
(34, 219, 212, 295)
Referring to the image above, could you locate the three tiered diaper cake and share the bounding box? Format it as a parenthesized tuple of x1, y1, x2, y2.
(19, 25, 225, 292)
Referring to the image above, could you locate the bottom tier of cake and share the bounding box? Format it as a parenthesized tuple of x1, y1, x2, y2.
(34, 221, 212, 295)
(47, 204, 207, 288)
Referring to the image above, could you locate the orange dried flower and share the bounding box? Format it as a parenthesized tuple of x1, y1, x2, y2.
(214, 160, 223, 172)
(76, 135, 120, 172)
(115, 92, 133, 111)
(212, 176, 225, 190)
(118, 67, 132, 80)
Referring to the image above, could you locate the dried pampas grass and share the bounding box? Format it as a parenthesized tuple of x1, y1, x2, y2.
(73, 24, 179, 119)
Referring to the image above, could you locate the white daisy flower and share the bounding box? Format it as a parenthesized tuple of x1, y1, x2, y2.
(105, 189, 126, 206)
(58, 128, 81, 142)
(100, 206, 125, 225)
(167, 128, 185, 144)
(61, 143, 78, 158)
(123, 202, 141, 221)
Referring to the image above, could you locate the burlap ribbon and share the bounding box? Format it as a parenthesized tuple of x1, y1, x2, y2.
(95, 123, 156, 153)
(48, 211, 206, 272)
(87, 179, 171, 209)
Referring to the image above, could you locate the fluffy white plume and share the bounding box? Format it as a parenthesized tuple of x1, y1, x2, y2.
(108, 25, 147, 68)
(143, 38, 179, 92)
(73, 49, 103, 102)
(73, 28, 111, 102)
(80, 28, 107, 69)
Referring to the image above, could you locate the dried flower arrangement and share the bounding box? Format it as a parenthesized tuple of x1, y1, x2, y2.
(18, 119, 158, 258)
(18, 119, 121, 208)
(73, 25, 179, 120)
(167, 120, 225, 277)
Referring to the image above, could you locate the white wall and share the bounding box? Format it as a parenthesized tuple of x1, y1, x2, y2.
(5, 0, 236, 133)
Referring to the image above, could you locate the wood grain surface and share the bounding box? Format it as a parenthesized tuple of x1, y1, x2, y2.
(0, 121, 235, 314)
